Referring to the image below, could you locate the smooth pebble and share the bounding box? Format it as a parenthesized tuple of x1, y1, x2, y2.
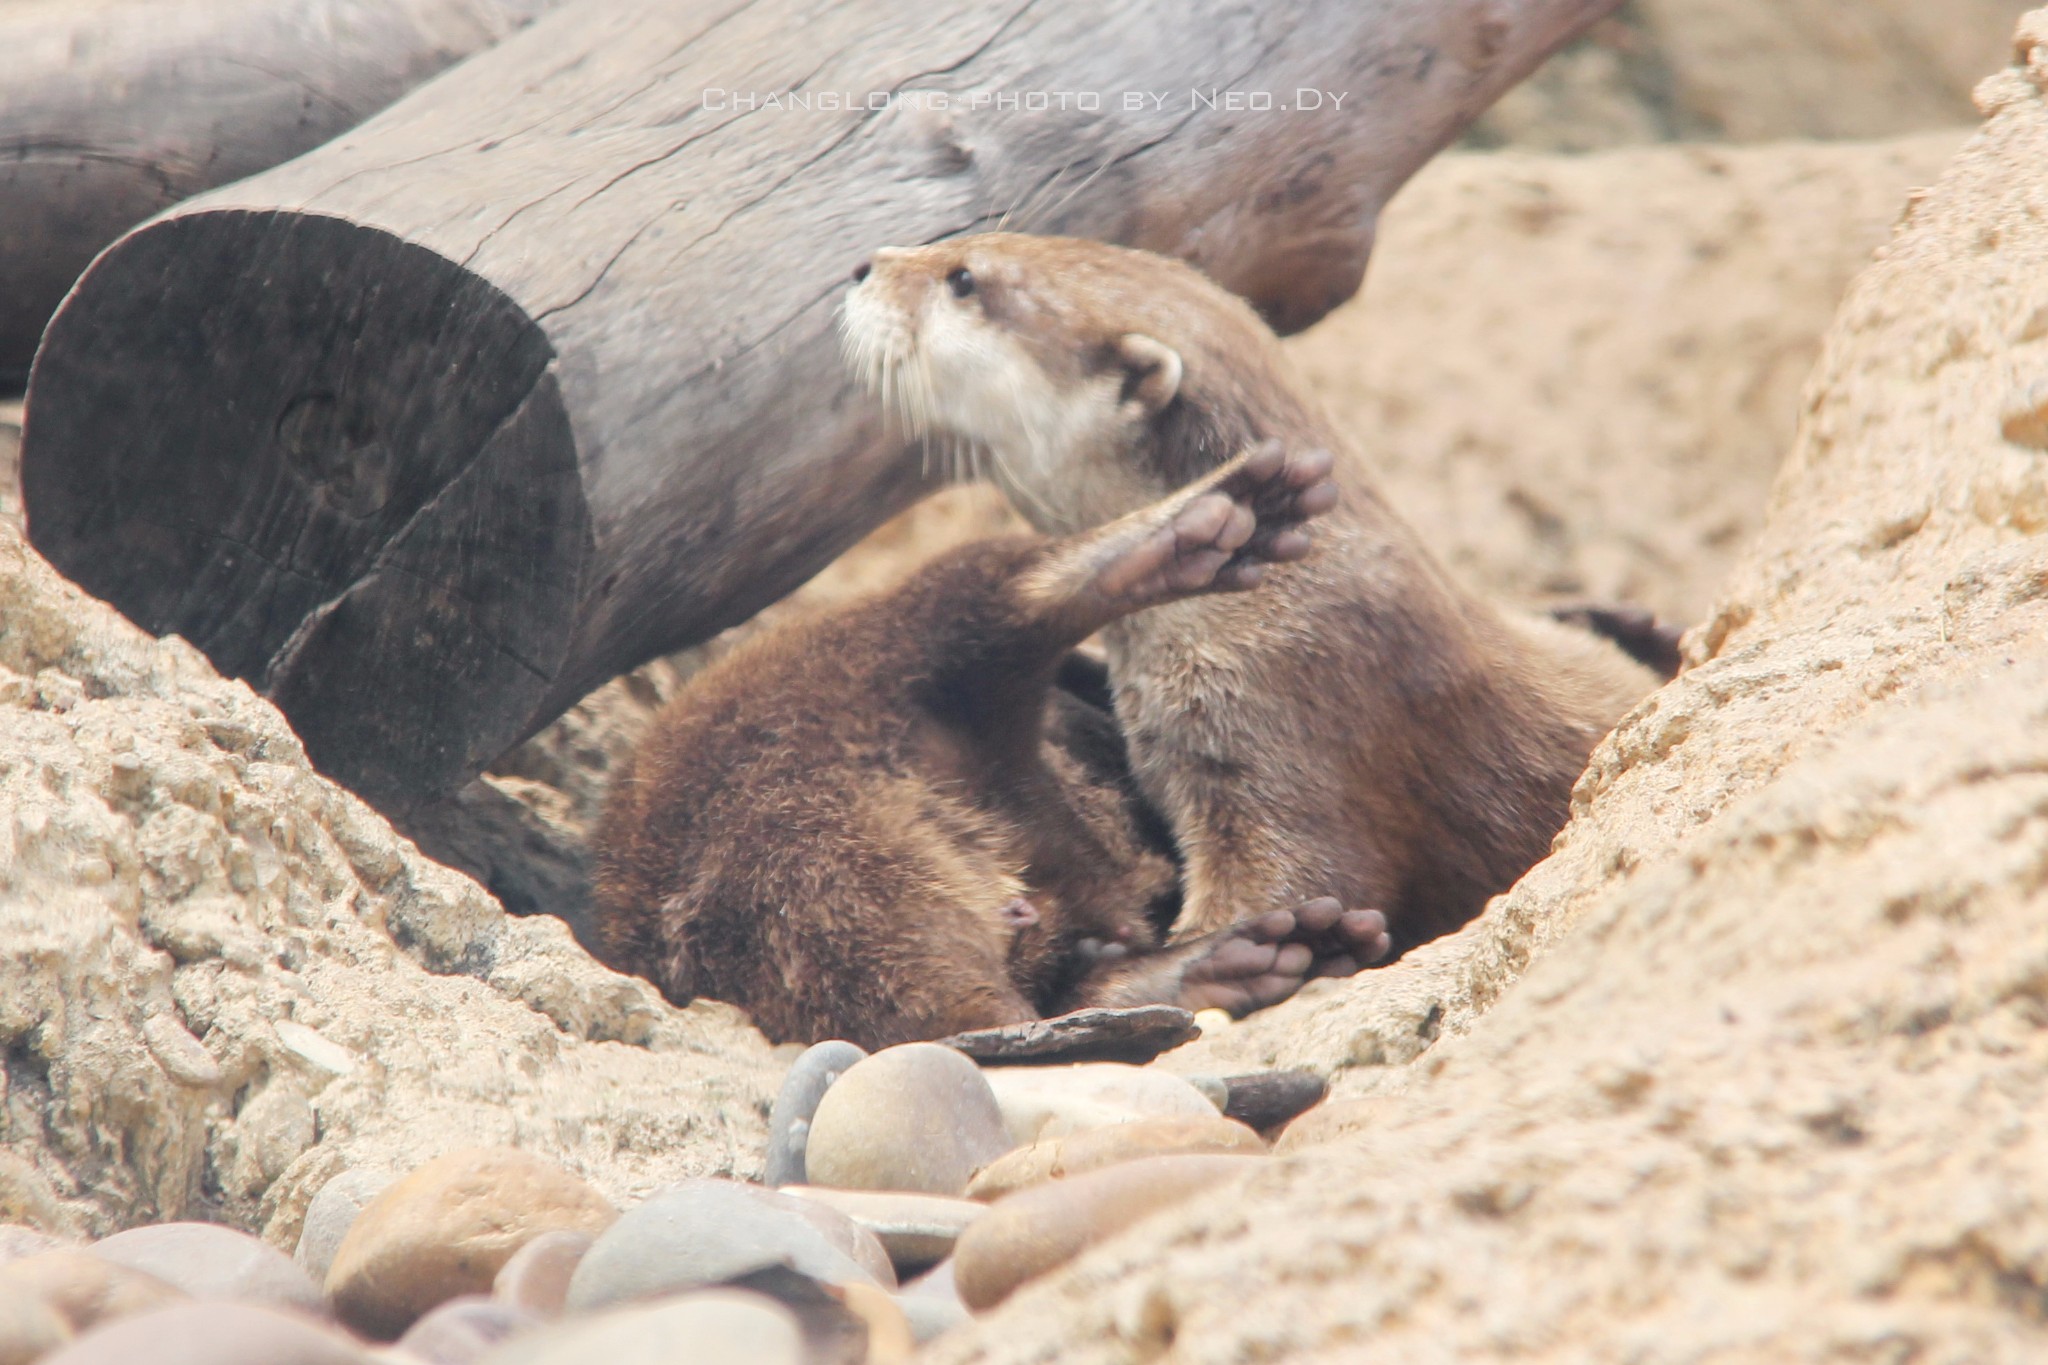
(763, 1040, 866, 1187)
(980, 1063, 1219, 1145)
(38, 1301, 368, 1365)
(780, 1187, 983, 1275)
(296, 1169, 395, 1287)
(91, 1221, 323, 1315)
(966, 1113, 1266, 1200)
(326, 1147, 618, 1340)
(0, 1295, 69, 1365)
(894, 1260, 970, 1343)
(953, 1154, 1263, 1309)
(474, 1290, 803, 1365)
(804, 1044, 1012, 1196)
(394, 1295, 537, 1364)
(564, 1179, 876, 1314)
(489, 1230, 590, 1318)
(0, 1248, 185, 1332)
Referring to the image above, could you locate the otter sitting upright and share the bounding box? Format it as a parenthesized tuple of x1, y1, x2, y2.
(842, 233, 1661, 954)
(591, 441, 1391, 1049)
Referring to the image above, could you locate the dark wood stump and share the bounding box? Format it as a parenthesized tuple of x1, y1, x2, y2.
(21, 0, 1622, 812)
(0, 0, 562, 386)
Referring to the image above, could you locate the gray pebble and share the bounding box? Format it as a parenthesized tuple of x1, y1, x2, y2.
(780, 1187, 983, 1276)
(804, 1044, 1012, 1196)
(296, 1170, 396, 1287)
(564, 1180, 877, 1314)
(90, 1222, 323, 1316)
(39, 1302, 367, 1365)
(395, 1295, 537, 1364)
(764, 1041, 866, 1187)
(475, 1291, 802, 1365)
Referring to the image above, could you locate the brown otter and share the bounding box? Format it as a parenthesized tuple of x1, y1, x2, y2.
(591, 440, 1392, 1049)
(841, 233, 1663, 953)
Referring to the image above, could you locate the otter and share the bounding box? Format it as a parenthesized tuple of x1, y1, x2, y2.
(841, 233, 1663, 953)
(591, 440, 1392, 1050)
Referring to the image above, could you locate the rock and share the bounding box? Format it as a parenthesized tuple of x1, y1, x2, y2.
(488, 1230, 590, 1319)
(0, 1295, 69, 1365)
(923, 37, 2048, 1361)
(779, 1189, 985, 1275)
(965, 1115, 1267, 1201)
(759, 1189, 896, 1289)
(326, 1148, 618, 1340)
(563, 1180, 877, 1314)
(829, 1280, 915, 1365)
(762, 1040, 866, 1187)
(804, 1045, 1012, 1196)
(39, 1302, 366, 1364)
(90, 1221, 323, 1314)
(979, 1064, 1218, 1146)
(0, 1224, 65, 1266)
(1216, 1071, 1329, 1131)
(938, 1007, 1200, 1066)
(296, 1170, 395, 1287)
(394, 1296, 537, 1365)
(896, 1261, 971, 1344)
(0, 1249, 185, 1333)
(951, 1155, 1262, 1311)
(0, 526, 780, 1242)
(474, 1290, 804, 1365)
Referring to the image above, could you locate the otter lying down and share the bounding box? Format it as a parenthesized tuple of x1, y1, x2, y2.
(591, 234, 1667, 1051)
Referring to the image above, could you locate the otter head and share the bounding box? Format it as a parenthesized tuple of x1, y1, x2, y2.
(841, 232, 1310, 533)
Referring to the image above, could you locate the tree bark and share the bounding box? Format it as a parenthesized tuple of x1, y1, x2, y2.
(21, 0, 1623, 812)
(0, 0, 564, 387)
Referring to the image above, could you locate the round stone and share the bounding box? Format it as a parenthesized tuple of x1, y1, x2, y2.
(979, 1063, 1219, 1145)
(91, 1221, 323, 1315)
(38, 1301, 369, 1365)
(0, 1293, 70, 1365)
(296, 1169, 395, 1287)
(965, 1113, 1267, 1200)
(489, 1230, 590, 1319)
(952, 1154, 1263, 1309)
(473, 1290, 802, 1365)
(394, 1295, 537, 1364)
(326, 1148, 618, 1340)
(894, 1260, 970, 1344)
(0, 1248, 185, 1333)
(564, 1179, 877, 1314)
(778, 1188, 984, 1276)
(763, 1040, 866, 1187)
(804, 1044, 1012, 1196)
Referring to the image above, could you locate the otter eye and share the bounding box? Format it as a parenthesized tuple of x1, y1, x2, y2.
(946, 267, 976, 299)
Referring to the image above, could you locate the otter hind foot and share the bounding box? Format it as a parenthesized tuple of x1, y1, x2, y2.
(1177, 897, 1391, 1017)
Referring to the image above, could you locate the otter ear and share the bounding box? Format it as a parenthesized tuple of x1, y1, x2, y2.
(1115, 333, 1183, 420)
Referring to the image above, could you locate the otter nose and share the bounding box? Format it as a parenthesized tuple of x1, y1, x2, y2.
(851, 260, 871, 284)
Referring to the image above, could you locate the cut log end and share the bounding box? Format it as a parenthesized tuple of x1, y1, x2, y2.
(22, 209, 590, 808)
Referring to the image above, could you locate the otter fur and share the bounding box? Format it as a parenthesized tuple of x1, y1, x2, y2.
(842, 233, 1663, 953)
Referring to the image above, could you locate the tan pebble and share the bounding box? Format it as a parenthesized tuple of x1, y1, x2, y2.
(826, 1280, 915, 1365)
(967, 1113, 1265, 1200)
(475, 1289, 803, 1365)
(0, 1248, 185, 1333)
(952, 1155, 1263, 1310)
(91, 1221, 323, 1314)
(804, 1045, 1012, 1196)
(490, 1230, 591, 1319)
(1192, 1008, 1234, 1035)
(37, 1301, 368, 1365)
(0, 1293, 70, 1365)
(979, 1063, 1217, 1145)
(778, 1187, 983, 1274)
(326, 1147, 617, 1341)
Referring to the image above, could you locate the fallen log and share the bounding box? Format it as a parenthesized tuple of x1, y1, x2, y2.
(0, 0, 565, 386)
(22, 0, 1623, 812)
